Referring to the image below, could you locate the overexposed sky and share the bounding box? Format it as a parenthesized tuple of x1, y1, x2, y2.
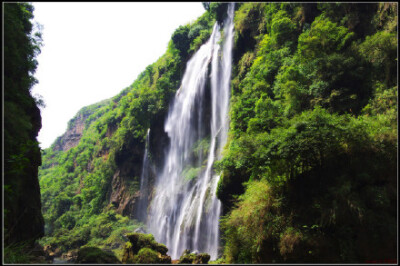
(31, 2, 205, 149)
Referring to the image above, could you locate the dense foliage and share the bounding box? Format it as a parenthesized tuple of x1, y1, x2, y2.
(4, 2, 44, 249)
(216, 2, 397, 263)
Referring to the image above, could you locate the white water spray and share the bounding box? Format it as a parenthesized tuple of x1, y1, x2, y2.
(148, 3, 235, 260)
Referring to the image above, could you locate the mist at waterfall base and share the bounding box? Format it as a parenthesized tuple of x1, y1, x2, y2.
(133, 4, 235, 260)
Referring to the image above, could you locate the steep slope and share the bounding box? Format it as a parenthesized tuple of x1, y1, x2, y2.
(4, 3, 44, 249)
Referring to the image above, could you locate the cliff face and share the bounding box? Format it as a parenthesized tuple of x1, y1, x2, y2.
(53, 113, 88, 152)
(109, 111, 170, 220)
(4, 3, 44, 246)
(4, 104, 44, 245)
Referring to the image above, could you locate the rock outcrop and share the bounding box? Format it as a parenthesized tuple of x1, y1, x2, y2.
(121, 233, 171, 264)
(53, 99, 111, 152)
(178, 249, 211, 264)
(53, 112, 88, 152)
(109, 170, 140, 218)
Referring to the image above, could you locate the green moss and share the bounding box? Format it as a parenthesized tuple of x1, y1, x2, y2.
(136, 248, 159, 263)
(122, 233, 171, 264)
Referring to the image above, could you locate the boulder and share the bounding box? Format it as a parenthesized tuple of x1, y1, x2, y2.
(178, 249, 210, 264)
(121, 233, 171, 264)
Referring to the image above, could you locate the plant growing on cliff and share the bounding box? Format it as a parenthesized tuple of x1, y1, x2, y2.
(4, 2, 44, 249)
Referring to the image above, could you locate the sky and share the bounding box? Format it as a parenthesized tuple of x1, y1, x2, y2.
(31, 2, 206, 149)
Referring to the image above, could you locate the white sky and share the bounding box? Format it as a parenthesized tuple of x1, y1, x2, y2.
(31, 2, 205, 149)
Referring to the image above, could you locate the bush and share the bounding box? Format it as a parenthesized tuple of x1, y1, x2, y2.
(221, 179, 284, 263)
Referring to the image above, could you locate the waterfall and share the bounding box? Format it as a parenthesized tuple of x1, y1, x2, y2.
(147, 3, 235, 260)
(135, 128, 151, 223)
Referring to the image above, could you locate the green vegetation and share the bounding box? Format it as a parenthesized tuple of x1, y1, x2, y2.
(121, 233, 171, 263)
(216, 2, 397, 263)
(3, 241, 41, 264)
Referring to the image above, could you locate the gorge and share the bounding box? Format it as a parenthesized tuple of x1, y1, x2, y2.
(4, 2, 397, 264)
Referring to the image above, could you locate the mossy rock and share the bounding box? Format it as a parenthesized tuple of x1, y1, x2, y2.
(178, 250, 210, 264)
(135, 247, 171, 264)
(76, 247, 121, 264)
(125, 233, 168, 255)
(122, 233, 171, 264)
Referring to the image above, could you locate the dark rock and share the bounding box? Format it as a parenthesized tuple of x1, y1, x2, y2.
(193, 253, 211, 264)
(76, 247, 121, 264)
(29, 242, 53, 264)
(43, 244, 62, 259)
(4, 8, 45, 242)
(30, 242, 47, 257)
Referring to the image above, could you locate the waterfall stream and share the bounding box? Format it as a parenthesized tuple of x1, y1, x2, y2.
(147, 3, 235, 260)
(135, 128, 151, 223)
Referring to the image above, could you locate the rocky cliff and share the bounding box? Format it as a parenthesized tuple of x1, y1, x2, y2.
(4, 3, 44, 247)
(52, 99, 110, 152)
(53, 113, 87, 152)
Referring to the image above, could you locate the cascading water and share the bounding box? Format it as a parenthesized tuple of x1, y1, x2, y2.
(147, 3, 234, 260)
(135, 128, 151, 223)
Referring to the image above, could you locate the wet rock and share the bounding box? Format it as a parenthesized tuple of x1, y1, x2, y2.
(121, 233, 171, 264)
(76, 247, 121, 264)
